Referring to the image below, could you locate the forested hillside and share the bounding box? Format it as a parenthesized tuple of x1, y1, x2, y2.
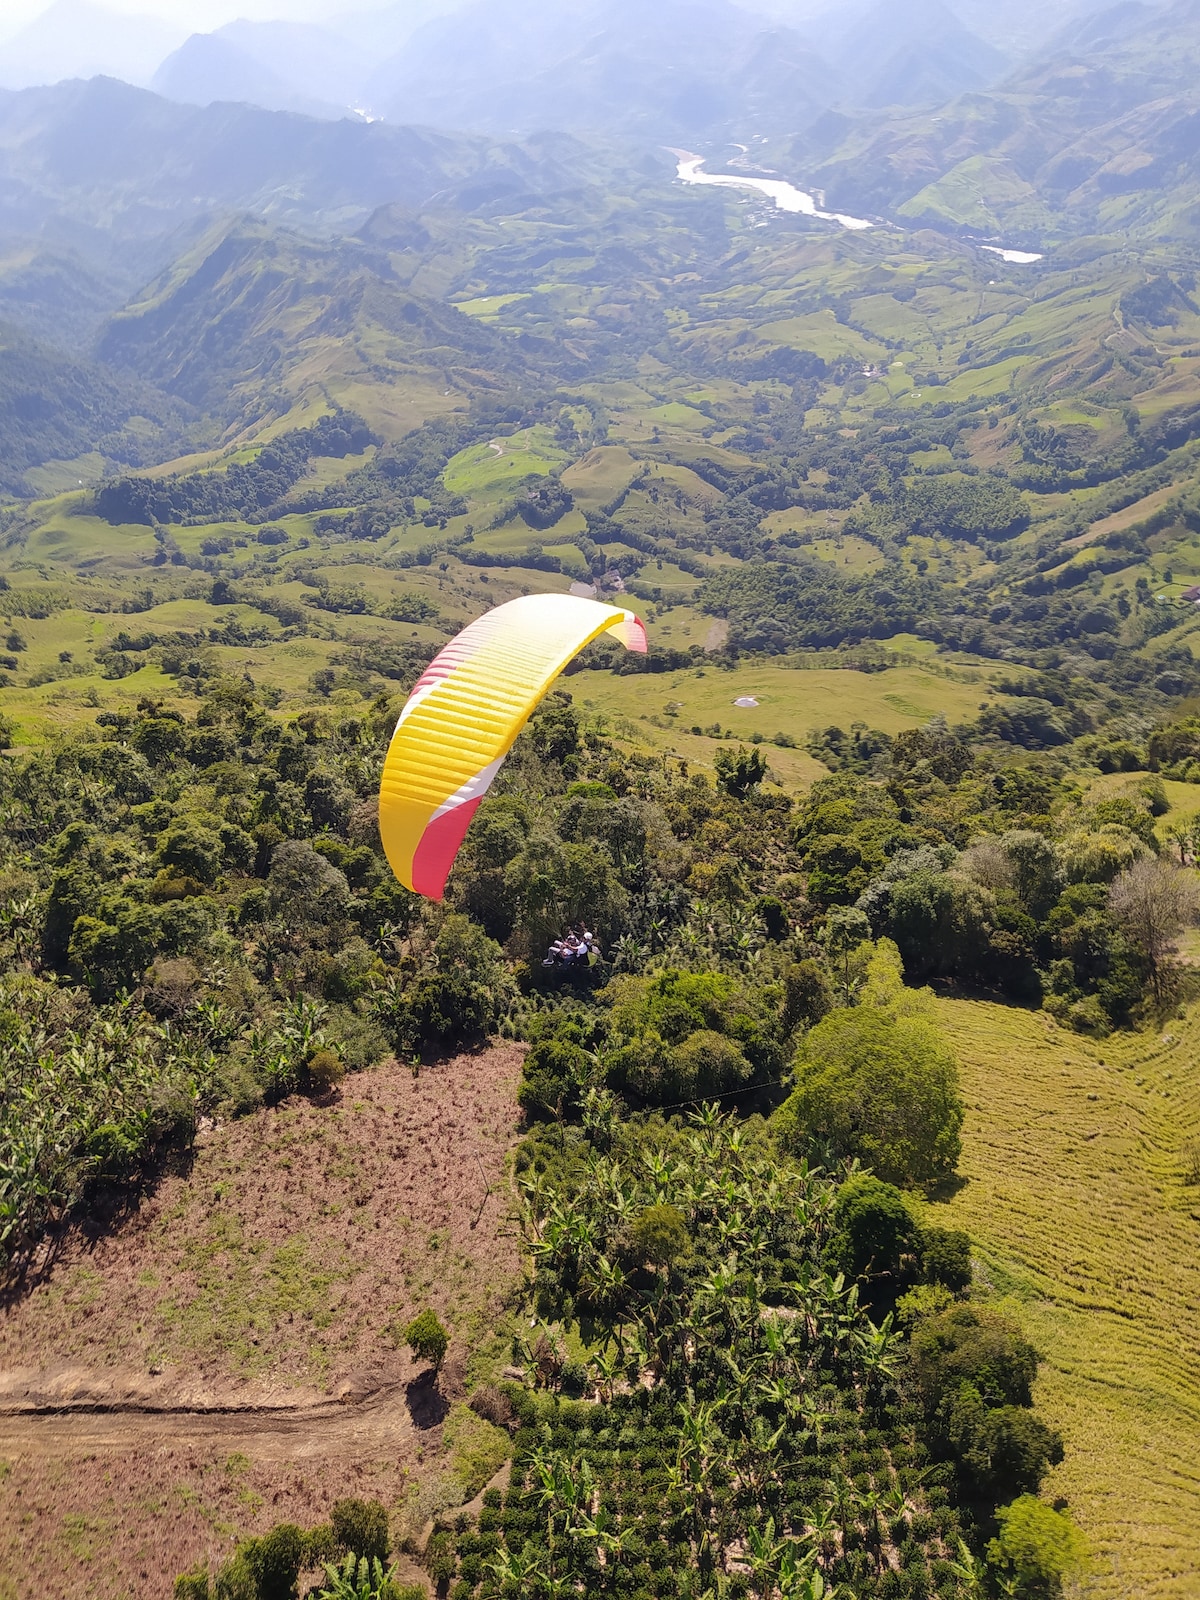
(2, 19, 1200, 1600)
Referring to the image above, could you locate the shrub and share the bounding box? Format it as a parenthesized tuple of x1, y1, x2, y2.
(774, 947, 963, 1187)
(468, 1384, 517, 1430)
(627, 1202, 690, 1269)
(425, 1530, 457, 1584)
(242, 1523, 305, 1600)
(332, 1498, 390, 1564)
(304, 1048, 346, 1096)
(404, 1308, 450, 1370)
(668, 1029, 754, 1099)
(986, 1496, 1087, 1598)
(830, 1174, 920, 1282)
(304, 1525, 339, 1568)
(518, 1036, 590, 1121)
(212, 1555, 256, 1600)
(174, 1571, 210, 1600)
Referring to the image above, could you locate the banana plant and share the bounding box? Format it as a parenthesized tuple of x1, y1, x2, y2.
(316, 1554, 400, 1600)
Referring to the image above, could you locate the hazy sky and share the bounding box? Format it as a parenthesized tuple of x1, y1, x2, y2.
(0, 0, 403, 33)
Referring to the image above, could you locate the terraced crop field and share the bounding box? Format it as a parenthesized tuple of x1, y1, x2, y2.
(932, 999, 1200, 1599)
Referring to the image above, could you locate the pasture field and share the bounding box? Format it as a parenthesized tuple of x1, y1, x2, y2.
(932, 999, 1200, 1600)
(568, 658, 998, 749)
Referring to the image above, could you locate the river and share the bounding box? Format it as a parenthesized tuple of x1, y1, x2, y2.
(673, 151, 1044, 262)
(671, 150, 873, 231)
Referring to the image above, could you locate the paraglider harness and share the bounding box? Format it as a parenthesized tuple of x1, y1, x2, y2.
(542, 924, 602, 970)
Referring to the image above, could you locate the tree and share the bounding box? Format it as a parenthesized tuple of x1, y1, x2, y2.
(821, 906, 871, 1001)
(714, 744, 768, 798)
(986, 1496, 1087, 1599)
(921, 1225, 973, 1291)
(379, 914, 514, 1052)
(830, 1174, 920, 1283)
(909, 1304, 1040, 1413)
(267, 839, 350, 922)
(331, 1499, 391, 1565)
(628, 1202, 690, 1269)
(782, 959, 832, 1032)
(1162, 811, 1199, 865)
(1108, 856, 1200, 1001)
(1058, 824, 1148, 886)
(404, 1308, 449, 1371)
(773, 946, 964, 1187)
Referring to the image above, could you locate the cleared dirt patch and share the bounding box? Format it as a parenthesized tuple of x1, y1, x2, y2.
(0, 1043, 525, 1599)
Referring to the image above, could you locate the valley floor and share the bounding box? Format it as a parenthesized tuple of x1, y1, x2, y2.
(934, 999, 1200, 1600)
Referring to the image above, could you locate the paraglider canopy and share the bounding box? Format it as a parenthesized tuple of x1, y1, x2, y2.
(378, 593, 647, 900)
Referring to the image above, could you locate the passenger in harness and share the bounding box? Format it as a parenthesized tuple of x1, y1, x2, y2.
(542, 923, 600, 968)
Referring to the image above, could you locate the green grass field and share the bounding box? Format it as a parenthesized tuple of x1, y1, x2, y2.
(571, 659, 993, 735)
(931, 998, 1200, 1599)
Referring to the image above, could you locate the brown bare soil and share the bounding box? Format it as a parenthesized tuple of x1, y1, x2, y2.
(0, 1043, 525, 1600)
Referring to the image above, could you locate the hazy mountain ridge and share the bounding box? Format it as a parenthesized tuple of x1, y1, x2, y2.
(0, 74, 614, 347)
(27, 0, 1017, 139)
(0, 320, 193, 496)
(94, 216, 540, 421)
(0, 0, 186, 90)
(150, 32, 351, 122)
(789, 0, 1200, 240)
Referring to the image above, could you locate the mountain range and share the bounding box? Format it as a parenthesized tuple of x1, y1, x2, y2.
(795, 0, 1200, 242)
(2, 0, 1038, 134)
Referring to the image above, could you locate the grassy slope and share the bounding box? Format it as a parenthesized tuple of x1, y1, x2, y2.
(932, 998, 1200, 1599)
(0, 1045, 525, 1600)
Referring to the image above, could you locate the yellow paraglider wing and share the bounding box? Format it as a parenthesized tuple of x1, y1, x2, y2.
(378, 593, 648, 899)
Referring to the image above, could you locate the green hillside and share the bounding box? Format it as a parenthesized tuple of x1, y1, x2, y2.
(797, 0, 1200, 246)
(6, 34, 1200, 1600)
(934, 996, 1200, 1598)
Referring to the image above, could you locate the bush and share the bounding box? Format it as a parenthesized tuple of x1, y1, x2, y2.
(920, 1226, 972, 1291)
(242, 1523, 305, 1600)
(404, 1308, 450, 1370)
(213, 1555, 256, 1600)
(830, 1174, 920, 1282)
(332, 1498, 390, 1564)
(518, 1036, 590, 1121)
(627, 1203, 690, 1269)
(175, 1571, 210, 1600)
(304, 1525, 339, 1568)
(668, 1028, 754, 1099)
(304, 1048, 346, 1096)
(986, 1496, 1087, 1598)
(425, 1530, 457, 1584)
(773, 947, 963, 1187)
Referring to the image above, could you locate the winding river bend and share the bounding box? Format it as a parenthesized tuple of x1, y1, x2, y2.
(672, 150, 873, 230)
(673, 151, 1044, 263)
